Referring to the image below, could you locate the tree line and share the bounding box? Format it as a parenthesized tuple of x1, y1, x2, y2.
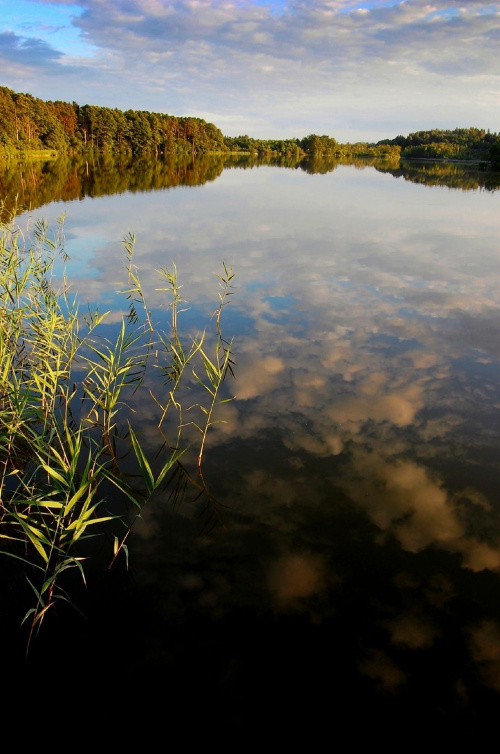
(1, 86, 499, 165)
(223, 133, 344, 156)
(378, 127, 500, 162)
(0, 86, 226, 158)
(224, 129, 500, 162)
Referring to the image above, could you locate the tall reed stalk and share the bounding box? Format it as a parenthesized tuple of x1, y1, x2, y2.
(0, 212, 235, 649)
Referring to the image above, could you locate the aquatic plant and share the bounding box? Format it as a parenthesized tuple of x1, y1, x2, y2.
(0, 211, 235, 650)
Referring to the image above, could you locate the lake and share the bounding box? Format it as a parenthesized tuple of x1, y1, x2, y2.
(3, 154, 500, 731)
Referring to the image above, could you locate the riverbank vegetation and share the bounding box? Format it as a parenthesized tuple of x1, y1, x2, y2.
(224, 129, 500, 162)
(0, 86, 226, 158)
(0, 211, 235, 648)
(223, 133, 401, 159)
(1, 86, 499, 165)
(378, 127, 500, 162)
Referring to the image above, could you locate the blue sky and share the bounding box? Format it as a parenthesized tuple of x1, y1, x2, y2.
(0, 0, 92, 55)
(0, 0, 499, 141)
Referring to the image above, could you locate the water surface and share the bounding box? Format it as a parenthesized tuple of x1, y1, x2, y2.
(3, 155, 500, 731)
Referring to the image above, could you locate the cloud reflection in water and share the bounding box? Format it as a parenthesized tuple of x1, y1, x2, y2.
(15, 157, 500, 711)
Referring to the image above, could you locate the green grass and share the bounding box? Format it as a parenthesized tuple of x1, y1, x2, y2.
(0, 210, 235, 650)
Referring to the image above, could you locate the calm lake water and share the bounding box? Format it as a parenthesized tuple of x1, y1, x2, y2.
(3, 154, 500, 730)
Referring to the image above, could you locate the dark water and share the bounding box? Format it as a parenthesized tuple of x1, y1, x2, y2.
(2, 154, 500, 731)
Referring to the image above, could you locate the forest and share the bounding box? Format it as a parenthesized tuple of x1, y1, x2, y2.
(225, 129, 500, 162)
(0, 85, 226, 157)
(0, 86, 499, 164)
(378, 128, 500, 162)
(223, 133, 400, 159)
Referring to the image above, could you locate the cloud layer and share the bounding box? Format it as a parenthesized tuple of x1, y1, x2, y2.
(1, 0, 499, 138)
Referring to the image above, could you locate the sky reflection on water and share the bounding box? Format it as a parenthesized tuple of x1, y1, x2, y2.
(9, 158, 500, 727)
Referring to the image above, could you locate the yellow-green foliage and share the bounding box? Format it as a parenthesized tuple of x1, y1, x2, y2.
(0, 212, 234, 648)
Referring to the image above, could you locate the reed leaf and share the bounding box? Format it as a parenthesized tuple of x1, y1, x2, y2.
(0, 214, 236, 648)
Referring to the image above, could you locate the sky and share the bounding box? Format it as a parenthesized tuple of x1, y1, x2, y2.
(0, 0, 498, 141)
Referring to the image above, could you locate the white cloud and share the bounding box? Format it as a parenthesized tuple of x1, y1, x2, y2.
(0, 0, 498, 137)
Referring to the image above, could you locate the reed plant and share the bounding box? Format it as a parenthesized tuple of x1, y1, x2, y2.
(0, 211, 235, 650)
